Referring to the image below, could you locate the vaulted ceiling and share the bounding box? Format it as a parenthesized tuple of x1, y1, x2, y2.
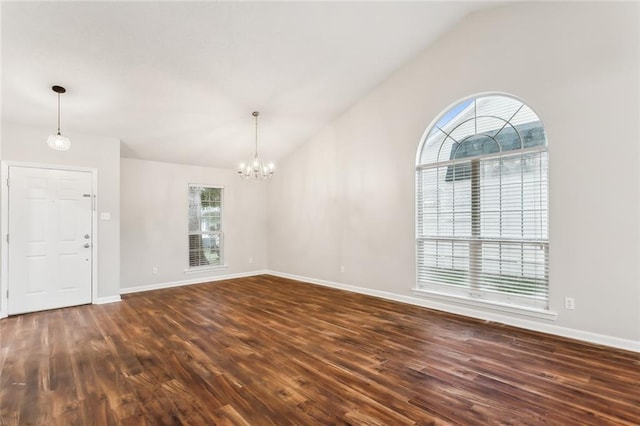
(2, 1, 496, 168)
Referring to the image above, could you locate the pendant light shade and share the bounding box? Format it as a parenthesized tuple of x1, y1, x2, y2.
(47, 134, 71, 151)
(47, 85, 71, 151)
(238, 111, 274, 181)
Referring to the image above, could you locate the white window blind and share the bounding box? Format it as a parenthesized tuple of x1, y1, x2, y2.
(188, 185, 223, 268)
(416, 95, 549, 310)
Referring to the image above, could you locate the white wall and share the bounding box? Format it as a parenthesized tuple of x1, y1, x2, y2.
(267, 3, 640, 347)
(120, 158, 267, 291)
(1, 122, 120, 301)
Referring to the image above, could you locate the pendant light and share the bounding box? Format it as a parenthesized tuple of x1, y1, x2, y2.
(46, 85, 71, 151)
(238, 111, 274, 181)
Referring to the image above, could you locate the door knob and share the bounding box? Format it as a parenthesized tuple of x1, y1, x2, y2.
(84, 234, 90, 239)
(84, 243, 91, 248)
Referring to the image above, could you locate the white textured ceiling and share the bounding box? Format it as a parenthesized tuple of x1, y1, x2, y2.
(2, 1, 494, 169)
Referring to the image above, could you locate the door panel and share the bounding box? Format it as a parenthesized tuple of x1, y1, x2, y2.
(8, 167, 93, 315)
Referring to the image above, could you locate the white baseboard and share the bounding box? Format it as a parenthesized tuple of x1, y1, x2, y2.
(120, 270, 269, 295)
(94, 295, 122, 305)
(267, 270, 640, 353)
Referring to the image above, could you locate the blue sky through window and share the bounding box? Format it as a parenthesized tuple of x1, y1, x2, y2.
(434, 98, 473, 129)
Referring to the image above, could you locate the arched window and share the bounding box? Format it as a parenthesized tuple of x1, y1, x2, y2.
(415, 94, 549, 310)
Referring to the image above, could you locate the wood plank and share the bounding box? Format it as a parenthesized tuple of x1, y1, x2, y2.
(0, 274, 638, 424)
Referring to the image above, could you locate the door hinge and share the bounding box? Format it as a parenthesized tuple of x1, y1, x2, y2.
(6, 178, 9, 187)
(6, 290, 8, 299)
(6, 234, 8, 244)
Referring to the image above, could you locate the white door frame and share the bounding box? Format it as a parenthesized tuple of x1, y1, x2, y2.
(0, 161, 99, 318)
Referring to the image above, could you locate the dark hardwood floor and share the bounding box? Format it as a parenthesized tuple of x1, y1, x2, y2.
(1, 275, 638, 425)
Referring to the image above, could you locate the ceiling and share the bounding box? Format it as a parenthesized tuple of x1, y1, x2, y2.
(2, 1, 495, 169)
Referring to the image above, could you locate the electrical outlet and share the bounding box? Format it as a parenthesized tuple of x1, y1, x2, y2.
(564, 297, 575, 310)
(152, 266, 158, 274)
(248, 257, 253, 264)
(340, 265, 345, 273)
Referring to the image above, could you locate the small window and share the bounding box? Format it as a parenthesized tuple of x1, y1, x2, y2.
(416, 94, 549, 310)
(188, 185, 223, 268)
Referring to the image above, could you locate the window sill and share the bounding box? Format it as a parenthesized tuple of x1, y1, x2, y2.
(411, 288, 558, 321)
(184, 265, 228, 274)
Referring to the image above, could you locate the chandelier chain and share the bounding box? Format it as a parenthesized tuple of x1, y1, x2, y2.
(254, 112, 258, 156)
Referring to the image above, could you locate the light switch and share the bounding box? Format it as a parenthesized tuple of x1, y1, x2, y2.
(100, 212, 111, 220)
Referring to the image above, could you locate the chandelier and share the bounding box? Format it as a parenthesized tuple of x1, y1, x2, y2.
(238, 111, 274, 180)
(46, 85, 71, 151)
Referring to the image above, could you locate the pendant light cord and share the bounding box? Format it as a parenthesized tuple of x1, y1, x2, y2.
(57, 92, 61, 135)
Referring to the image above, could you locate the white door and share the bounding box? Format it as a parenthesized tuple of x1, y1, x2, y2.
(8, 166, 93, 315)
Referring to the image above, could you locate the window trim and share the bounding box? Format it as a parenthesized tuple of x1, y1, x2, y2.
(414, 93, 552, 316)
(411, 287, 557, 321)
(187, 183, 225, 271)
(184, 264, 228, 274)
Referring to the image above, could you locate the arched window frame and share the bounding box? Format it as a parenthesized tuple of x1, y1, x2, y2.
(414, 93, 550, 313)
